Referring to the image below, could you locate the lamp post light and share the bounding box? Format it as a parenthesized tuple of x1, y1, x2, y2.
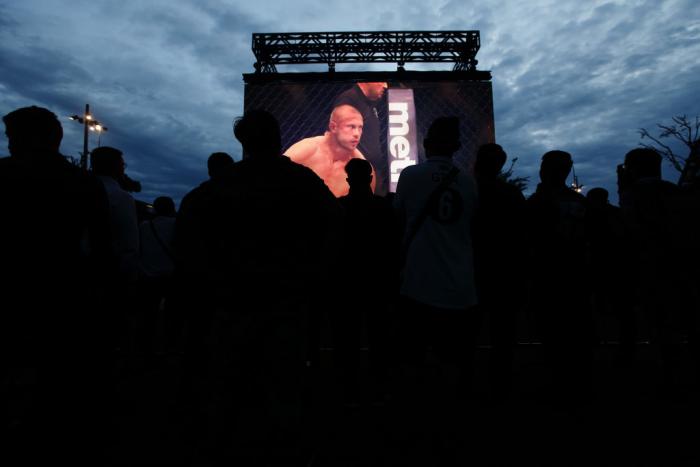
(571, 166, 584, 194)
(91, 122, 106, 148)
(69, 104, 108, 170)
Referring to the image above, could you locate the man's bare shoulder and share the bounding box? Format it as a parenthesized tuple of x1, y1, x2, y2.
(352, 148, 366, 160)
(285, 136, 324, 163)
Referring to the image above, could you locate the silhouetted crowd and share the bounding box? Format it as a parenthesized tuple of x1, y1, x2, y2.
(2, 106, 699, 466)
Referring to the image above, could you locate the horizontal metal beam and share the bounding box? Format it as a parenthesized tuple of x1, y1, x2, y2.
(243, 70, 493, 84)
(252, 31, 480, 73)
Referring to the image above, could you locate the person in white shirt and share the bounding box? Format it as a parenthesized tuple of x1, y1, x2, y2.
(137, 196, 176, 356)
(91, 146, 139, 283)
(91, 146, 140, 355)
(393, 116, 481, 401)
(139, 196, 175, 279)
(394, 117, 478, 309)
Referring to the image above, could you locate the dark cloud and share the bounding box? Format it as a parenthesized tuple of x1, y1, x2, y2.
(474, 1, 700, 200)
(0, 1, 265, 203)
(1, 0, 698, 205)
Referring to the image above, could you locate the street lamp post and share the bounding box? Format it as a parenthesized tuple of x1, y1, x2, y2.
(69, 104, 108, 170)
(571, 166, 584, 193)
(81, 104, 89, 170)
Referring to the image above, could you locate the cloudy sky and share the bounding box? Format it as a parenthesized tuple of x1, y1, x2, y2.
(1, 0, 699, 204)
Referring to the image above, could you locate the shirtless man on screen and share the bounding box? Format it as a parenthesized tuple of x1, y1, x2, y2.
(285, 104, 375, 197)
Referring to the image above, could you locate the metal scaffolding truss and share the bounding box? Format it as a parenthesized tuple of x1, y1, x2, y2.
(252, 31, 480, 73)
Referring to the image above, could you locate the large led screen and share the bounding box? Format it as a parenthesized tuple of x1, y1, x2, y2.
(244, 80, 495, 197)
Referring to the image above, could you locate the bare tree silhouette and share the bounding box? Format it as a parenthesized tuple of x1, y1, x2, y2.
(497, 156, 530, 192)
(639, 115, 700, 184)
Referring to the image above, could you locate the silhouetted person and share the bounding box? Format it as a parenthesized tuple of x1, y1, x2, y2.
(91, 146, 140, 283)
(0, 106, 111, 466)
(177, 151, 235, 269)
(619, 148, 685, 394)
(198, 110, 340, 465)
(141, 196, 176, 277)
(472, 143, 527, 401)
(91, 146, 140, 355)
(585, 187, 635, 367)
(172, 152, 235, 455)
(393, 117, 480, 414)
(334, 158, 399, 405)
(136, 196, 176, 358)
(175, 151, 234, 281)
(527, 150, 592, 405)
(174, 153, 234, 368)
(678, 144, 700, 379)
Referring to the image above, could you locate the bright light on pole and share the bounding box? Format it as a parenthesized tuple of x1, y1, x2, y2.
(571, 166, 584, 193)
(68, 104, 108, 170)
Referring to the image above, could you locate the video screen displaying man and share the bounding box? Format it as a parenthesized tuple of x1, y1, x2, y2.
(245, 79, 495, 198)
(333, 82, 388, 196)
(285, 104, 375, 197)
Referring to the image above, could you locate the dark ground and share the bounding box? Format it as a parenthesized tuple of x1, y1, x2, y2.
(106, 311, 700, 467)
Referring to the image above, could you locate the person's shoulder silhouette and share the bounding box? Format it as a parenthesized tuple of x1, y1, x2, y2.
(340, 158, 394, 224)
(174, 152, 234, 279)
(179, 151, 233, 206)
(1, 106, 111, 280)
(619, 148, 684, 265)
(214, 109, 340, 294)
(474, 143, 527, 236)
(339, 158, 398, 285)
(229, 109, 336, 205)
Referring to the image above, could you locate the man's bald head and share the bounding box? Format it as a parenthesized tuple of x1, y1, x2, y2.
(328, 105, 364, 153)
(329, 104, 363, 127)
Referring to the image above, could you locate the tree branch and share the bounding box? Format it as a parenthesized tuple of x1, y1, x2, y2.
(639, 128, 684, 172)
(673, 115, 693, 146)
(639, 115, 700, 175)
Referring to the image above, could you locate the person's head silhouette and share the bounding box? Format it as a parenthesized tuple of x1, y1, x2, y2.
(233, 110, 282, 159)
(91, 146, 125, 178)
(153, 196, 176, 217)
(586, 187, 609, 208)
(624, 148, 661, 182)
(3, 106, 63, 158)
(475, 143, 507, 178)
(207, 152, 234, 180)
(424, 117, 461, 158)
(539, 150, 573, 187)
(345, 158, 373, 193)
